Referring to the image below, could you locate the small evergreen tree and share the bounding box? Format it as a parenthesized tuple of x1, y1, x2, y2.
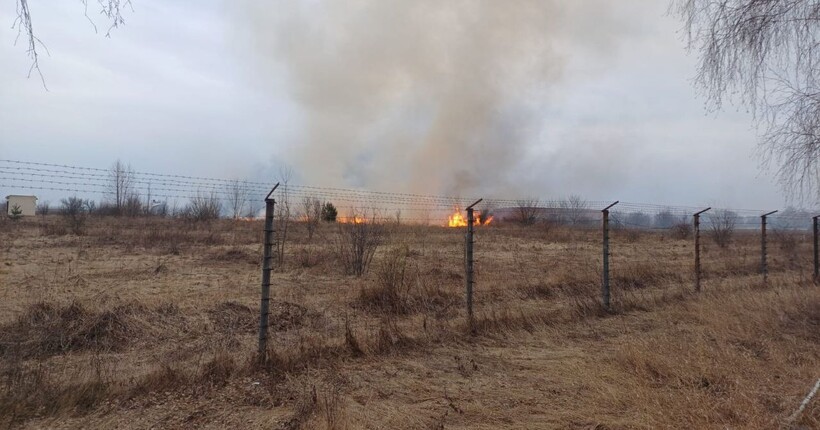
(321, 202, 338, 222)
(9, 204, 22, 221)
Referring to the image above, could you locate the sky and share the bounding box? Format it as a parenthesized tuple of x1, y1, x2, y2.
(0, 0, 791, 209)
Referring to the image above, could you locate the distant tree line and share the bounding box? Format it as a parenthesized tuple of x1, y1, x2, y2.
(29, 159, 342, 235)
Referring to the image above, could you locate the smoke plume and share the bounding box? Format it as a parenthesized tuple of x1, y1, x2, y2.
(234, 1, 624, 196)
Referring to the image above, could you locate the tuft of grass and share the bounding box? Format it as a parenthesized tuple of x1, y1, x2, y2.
(0, 302, 140, 359)
(199, 353, 237, 387)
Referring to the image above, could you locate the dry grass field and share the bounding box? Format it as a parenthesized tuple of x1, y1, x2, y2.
(0, 214, 818, 429)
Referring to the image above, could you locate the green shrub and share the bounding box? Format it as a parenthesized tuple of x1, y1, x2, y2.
(9, 204, 22, 221)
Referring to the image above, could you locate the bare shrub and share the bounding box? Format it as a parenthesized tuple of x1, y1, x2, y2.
(95, 201, 120, 217)
(107, 159, 134, 215)
(360, 245, 413, 314)
(515, 198, 540, 225)
(227, 179, 250, 219)
(35, 200, 49, 216)
(670, 222, 693, 240)
(245, 199, 261, 218)
(301, 195, 322, 241)
(182, 193, 223, 222)
(709, 209, 737, 248)
(560, 195, 588, 225)
(121, 193, 143, 217)
(336, 213, 384, 276)
(59, 196, 89, 235)
(275, 166, 294, 266)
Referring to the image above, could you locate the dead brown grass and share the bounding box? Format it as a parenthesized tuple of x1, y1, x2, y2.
(0, 216, 817, 428)
(0, 301, 140, 358)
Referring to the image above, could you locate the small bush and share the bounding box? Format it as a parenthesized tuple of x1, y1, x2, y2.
(670, 222, 692, 240)
(181, 193, 222, 222)
(302, 196, 322, 240)
(336, 214, 384, 276)
(321, 202, 338, 222)
(8, 204, 22, 221)
(515, 198, 540, 225)
(35, 201, 50, 216)
(709, 209, 737, 248)
(122, 194, 144, 217)
(59, 196, 89, 235)
(360, 245, 413, 314)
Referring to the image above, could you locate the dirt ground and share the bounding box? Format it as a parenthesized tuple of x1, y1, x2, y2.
(0, 215, 818, 429)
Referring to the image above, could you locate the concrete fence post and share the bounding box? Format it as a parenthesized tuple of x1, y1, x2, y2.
(693, 207, 711, 292)
(761, 210, 777, 284)
(601, 201, 618, 310)
(258, 184, 279, 357)
(465, 198, 482, 332)
(814, 216, 819, 283)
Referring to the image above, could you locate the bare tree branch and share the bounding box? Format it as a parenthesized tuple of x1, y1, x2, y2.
(107, 159, 134, 215)
(559, 195, 588, 226)
(301, 195, 322, 241)
(11, 0, 133, 86)
(672, 0, 820, 201)
(226, 179, 249, 219)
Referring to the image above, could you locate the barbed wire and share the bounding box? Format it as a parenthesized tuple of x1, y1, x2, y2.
(2, 159, 819, 223)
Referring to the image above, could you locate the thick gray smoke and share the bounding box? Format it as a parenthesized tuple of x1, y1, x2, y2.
(234, 1, 626, 196)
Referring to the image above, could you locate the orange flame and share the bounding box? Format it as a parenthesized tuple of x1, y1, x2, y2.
(447, 209, 491, 227)
(338, 215, 366, 224)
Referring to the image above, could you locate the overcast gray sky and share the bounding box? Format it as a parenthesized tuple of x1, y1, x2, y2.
(0, 0, 789, 209)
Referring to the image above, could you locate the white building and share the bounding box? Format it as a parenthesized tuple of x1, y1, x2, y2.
(6, 195, 37, 217)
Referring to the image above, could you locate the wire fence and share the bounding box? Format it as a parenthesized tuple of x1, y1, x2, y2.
(4, 158, 820, 351)
(2, 159, 818, 230)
